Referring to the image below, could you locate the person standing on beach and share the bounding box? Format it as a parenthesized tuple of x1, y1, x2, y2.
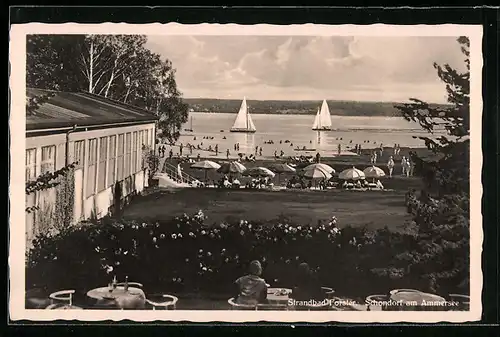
(379, 143, 384, 157)
(215, 144, 219, 156)
(401, 156, 408, 175)
(407, 158, 414, 176)
(179, 144, 183, 156)
(393, 144, 398, 156)
(337, 144, 341, 156)
(226, 149, 230, 159)
(387, 156, 395, 177)
(169, 148, 173, 160)
(259, 147, 263, 156)
(315, 152, 321, 163)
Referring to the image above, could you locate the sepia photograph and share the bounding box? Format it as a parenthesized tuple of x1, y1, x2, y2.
(9, 23, 483, 323)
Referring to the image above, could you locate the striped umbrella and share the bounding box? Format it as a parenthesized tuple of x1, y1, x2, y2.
(338, 167, 365, 181)
(191, 160, 221, 170)
(302, 166, 332, 180)
(303, 163, 335, 174)
(269, 163, 296, 174)
(269, 163, 296, 184)
(363, 166, 386, 178)
(217, 161, 247, 174)
(243, 167, 276, 178)
(191, 160, 221, 182)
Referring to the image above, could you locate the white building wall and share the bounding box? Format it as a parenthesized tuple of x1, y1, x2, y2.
(25, 122, 156, 242)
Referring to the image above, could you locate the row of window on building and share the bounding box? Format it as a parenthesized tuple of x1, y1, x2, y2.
(26, 128, 153, 199)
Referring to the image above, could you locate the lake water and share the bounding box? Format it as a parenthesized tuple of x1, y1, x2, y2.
(177, 112, 438, 158)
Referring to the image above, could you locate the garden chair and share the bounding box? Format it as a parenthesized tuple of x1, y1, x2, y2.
(227, 298, 258, 310)
(321, 287, 336, 299)
(116, 282, 144, 288)
(145, 294, 178, 310)
(365, 294, 388, 311)
(26, 288, 51, 309)
(448, 294, 470, 311)
(46, 290, 82, 309)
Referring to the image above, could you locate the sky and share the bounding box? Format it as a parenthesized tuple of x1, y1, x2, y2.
(145, 35, 466, 103)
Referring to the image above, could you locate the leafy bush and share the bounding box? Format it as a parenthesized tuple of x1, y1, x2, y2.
(26, 211, 465, 300)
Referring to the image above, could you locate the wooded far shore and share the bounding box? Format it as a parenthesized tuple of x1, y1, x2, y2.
(184, 98, 450, 117)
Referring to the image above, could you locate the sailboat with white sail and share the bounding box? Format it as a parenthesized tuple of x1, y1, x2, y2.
(230, 97, 257, 133)
(312, 99, 332, 131)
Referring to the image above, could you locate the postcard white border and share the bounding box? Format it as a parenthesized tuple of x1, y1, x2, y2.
(9, 23, 483, 323)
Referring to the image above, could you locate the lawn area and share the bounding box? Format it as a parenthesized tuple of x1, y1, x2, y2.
(123, 185, 415, 231)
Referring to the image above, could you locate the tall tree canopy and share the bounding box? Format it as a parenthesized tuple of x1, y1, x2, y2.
(391, 37, 471, 294)
(26, 34, 188, 143)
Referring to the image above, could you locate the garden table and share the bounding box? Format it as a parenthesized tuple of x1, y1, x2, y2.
(266, 288, 292, 305)
(87, 286, 146, 309)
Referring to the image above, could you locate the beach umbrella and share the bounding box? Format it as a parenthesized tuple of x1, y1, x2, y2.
(191, 160, 221, 170)
(302, 166, 332, 180)
(191, 160, 221, 181)
(243, 167, 276, 178)
(303, 163, 335, 174)
(338, 166, 365, 181)
(269, 163, 296, 174)
(269, 163, 296, 184)
(217, 161, 247, 174)
(363, 166, 386, 178)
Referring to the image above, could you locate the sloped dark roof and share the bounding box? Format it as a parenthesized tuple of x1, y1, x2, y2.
(26, 88, 159, 131)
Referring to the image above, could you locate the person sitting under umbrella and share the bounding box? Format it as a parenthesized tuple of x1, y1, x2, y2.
(232, 178, 241, 188)
(290, 262, 324, 302)
(376, 179, 384, 190)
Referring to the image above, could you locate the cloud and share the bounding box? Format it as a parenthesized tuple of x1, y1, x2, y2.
(145, 35, 466, 103)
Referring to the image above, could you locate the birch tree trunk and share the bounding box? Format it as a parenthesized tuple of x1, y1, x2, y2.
(88, 39, 94, 93)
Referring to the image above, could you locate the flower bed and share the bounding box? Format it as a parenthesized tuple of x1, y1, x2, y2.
(26, 211, 448, 300)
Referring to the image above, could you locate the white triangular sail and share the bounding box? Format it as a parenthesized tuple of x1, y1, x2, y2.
(312, 108, 320, 129)
(247, 112, 256, 131)
(231, 97, 256, 132)
(313, 99, 332, 130)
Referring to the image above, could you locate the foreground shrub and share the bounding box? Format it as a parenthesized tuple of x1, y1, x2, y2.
(26, 211, 464, 299)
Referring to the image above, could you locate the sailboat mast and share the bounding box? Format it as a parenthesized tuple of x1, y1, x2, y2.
(318, 106, 321, 129)
(246, 104, 249, 130)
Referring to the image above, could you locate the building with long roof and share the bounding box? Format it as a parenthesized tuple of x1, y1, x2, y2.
(25, 88, 158, 242)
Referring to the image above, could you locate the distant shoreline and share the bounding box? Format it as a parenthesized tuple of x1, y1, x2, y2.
(189, 111, 398, 116)
(184, 98, 451, 117)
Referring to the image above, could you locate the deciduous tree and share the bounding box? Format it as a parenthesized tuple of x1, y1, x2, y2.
(26, 34, 188, 143)
(391, 36, 471, 295)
